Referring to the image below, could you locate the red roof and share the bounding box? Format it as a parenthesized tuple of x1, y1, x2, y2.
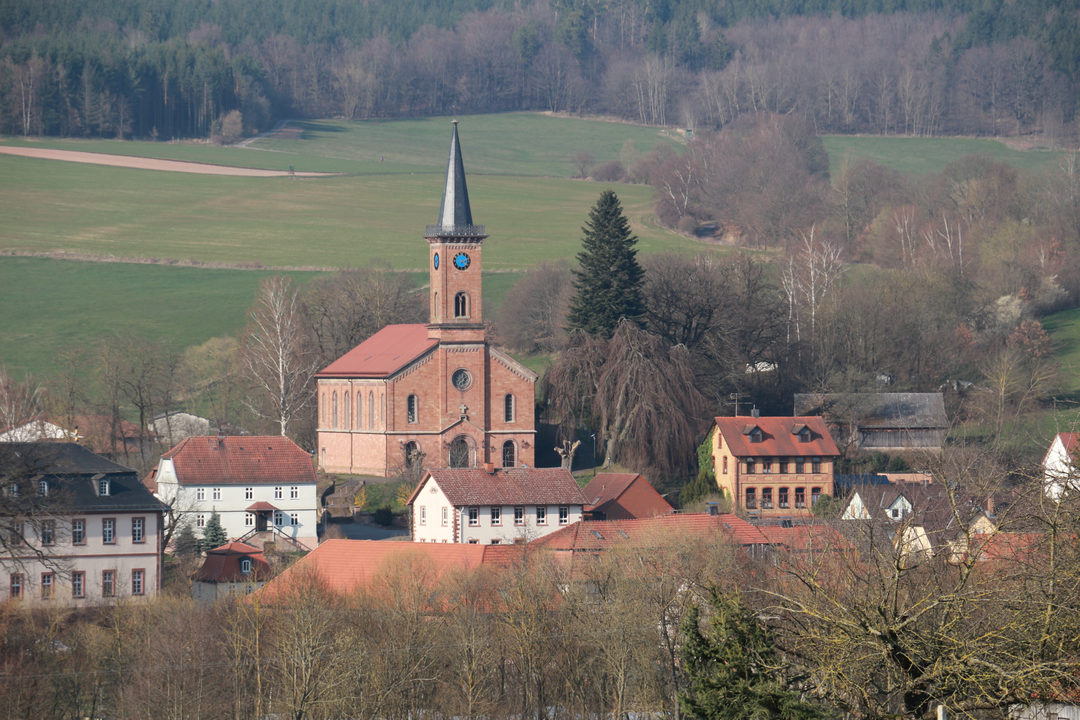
(408, 467, 590, 507)
(756, 523, 851, 553)
(317, 324, 438, 379)
(582, 473, 673, 518)
(193, 541, 273, 583)
(246, 501, 281, 512)
(256, 539, 510, 598)
(532, 513, 769, 551)
(162, 435, 316, 485)
(712, 416, 839, 458)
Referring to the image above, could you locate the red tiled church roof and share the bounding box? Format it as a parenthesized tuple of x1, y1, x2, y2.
(317, 324, 438, 379)
(162, 435, 316, 485)
(408, 467, 590, 507)
(712, 416, 839, 458)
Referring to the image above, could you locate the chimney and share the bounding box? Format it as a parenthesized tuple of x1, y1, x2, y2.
(484, 462, 495, 474)
(986, 496, 995, 517)
(751, 407, 760, 418)
(706, 502, 719, 516)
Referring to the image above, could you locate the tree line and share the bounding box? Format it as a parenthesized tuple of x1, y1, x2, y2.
(0, 0, 1076, 141)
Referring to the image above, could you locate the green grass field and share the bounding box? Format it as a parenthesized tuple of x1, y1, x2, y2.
(821, 135, 1066, 177)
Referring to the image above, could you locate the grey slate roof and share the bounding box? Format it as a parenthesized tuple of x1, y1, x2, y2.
(430, 121, 482, 236)
(1, 442, 164, 513)
(794, 393, 948, 429)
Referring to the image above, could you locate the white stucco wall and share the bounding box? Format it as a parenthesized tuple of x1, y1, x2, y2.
(1044, 435, 1078, 500)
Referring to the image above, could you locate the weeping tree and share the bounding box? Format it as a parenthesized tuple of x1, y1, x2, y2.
(543, 319, 708, 481)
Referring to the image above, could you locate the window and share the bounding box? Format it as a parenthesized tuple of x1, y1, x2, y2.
(745, 459, 755, 474)
(7, 482, 17, 497)
(745, 488, 757, 509)
(132, 517, 145, 543)
(41, 520, 55, 546)
(10, 574, 22, 598)
(290, 513, 299, 526)
(779, 459, 789, 473)
(98, 479, 110, 496)
(245, 487, 253, 500)
(468, 507, 479, 526)
(420, 506, 427, 525)
(514, 507, 524, 525)
(102, 518, 115, 544)
(245, 513, 254, 527)
(761, 488, 773, 509)
(795, 488, 806, 509)
(454, 292, 468, 318)
(196, 488, 205, 501)
(763, 458, 773, 473)
(196, 514, 206, 528)
(467, 538, 478, 545)
(799, 428, 811, 443)
(811, 487, 822, 506)
(132, 569, 145, 596)
(369, 391, 374, 428)
(344, 393, 350, 429)
(241, 558, 252, 574)
(891, 508, 901, 519)
(290, 486, 299, 499)
(491, 538, 501, 545)
(491, 507, 501, 526)
(213, 487, 221, 501)
(38, 479, 48, 497)
(8, 522, 23, 547)
(750, 429, 763, 443)
(72, 572, 85, 599)
(441, 507, 448, 526)
(558, 507, 569, 525)
(795, 457, 805, 474)
(812, 457, 822, 473)
(778, 487, 789, 509)
(723, 456, 728, 474)
(505, 394, 515, 422)
(41, 573, 53, 599)
(102, 570, 115, 598)
(357, 391, 363, 429)
(332, 391, 338, 428)
(536, 507, 547, 525)
(274, 511, 284, 526)
(502, 440, 516, 468)
(408, 395, 419, 423)
(274, 487, 283, 499)
(72, 519, 85, 545)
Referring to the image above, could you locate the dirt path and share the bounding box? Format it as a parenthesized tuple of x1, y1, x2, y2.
(0, 145, 335, 176)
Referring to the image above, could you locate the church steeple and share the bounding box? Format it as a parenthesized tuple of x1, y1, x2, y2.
(427, 121, 487, 336)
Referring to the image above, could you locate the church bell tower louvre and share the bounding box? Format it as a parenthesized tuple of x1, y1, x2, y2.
(426, 120, 488, 344)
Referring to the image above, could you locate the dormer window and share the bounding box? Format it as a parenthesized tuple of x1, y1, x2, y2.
(98, 479, 110, 496)
(240, 558, 252, 574)
(750, 429, 762, 443)
(800, 429, 811, 443)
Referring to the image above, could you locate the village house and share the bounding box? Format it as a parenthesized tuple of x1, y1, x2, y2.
(1, 442, 165, 605)
(582, 472, 673, 520)
(407, 466, 588, 544)
(709, 413, 840, 517)
(1043, 432, 1078, 500)
(192, 540, 273, 603)
(149, 435, 318, 551)
(315, 123, 537, 476)
(794, 392, 948, 452)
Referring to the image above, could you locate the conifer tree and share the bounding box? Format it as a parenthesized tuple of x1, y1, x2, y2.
(173, 521, 201, 558)
(566, 190, 646, 338)
(680, 588, 831, 720)
(201, 510, 228, 551)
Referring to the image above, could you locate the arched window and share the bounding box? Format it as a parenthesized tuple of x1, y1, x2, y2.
(504, 394, 515, 423)
(369, 391, 374, 428)
(454, 292, 468, 318)
(356, 391, 362, 429)
(450, 436, 472, 468)
(502, 440, 516, 468)
(434, 292, 438, 319)
(344, 393, 350, 429)
(321, 393, 326, 424)
(407, 394, 419, 423)
(332, 392, 338, 429)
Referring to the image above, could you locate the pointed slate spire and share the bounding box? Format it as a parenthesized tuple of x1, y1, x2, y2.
(431, 121, 483, 237)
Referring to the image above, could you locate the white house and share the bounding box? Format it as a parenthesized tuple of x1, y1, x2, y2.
(2, 443, 165, 605)
(0, 417, 69, 442)
(150, 435, 319, 551)
(1043, 432, 1079, 500)
(407, 466, 589, 545)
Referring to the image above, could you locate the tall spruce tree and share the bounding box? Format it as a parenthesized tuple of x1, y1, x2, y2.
(680, 588, 831, 720)
(566, 190, 646, 338)
(173, 521, 201, 558)
(201, 510, 228, 551)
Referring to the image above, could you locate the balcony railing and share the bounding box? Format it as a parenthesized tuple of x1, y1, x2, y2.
(426, 224, 486, 237)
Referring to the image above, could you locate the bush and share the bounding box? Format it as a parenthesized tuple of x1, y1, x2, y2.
(372, 506, 394, 526)
(590, 160, 625, 182)
(677, 216, 699, 235)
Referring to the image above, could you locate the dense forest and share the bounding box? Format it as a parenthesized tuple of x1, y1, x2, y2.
(0, 0, 1077, 140)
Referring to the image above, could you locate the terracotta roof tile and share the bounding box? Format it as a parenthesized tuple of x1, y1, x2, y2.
(532, 513, 768, 551)
(582, 473, 673, 518)
(162, 436, 316, 485)
(410, 468, 589, 507)
(317, 324, 438, 378)
(194, 541, 273, 583)
(712, 416, 840, 458)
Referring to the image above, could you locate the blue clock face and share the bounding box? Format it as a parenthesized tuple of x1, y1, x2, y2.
(433, 253, 439, 269)
(453, 252, 471, 270)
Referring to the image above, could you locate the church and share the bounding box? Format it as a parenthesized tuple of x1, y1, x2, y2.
(316, 123, 537, 476)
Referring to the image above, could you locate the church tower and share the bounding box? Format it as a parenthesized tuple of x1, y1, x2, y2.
(314, 121, 537, 476)
(427, 121, 486, 344)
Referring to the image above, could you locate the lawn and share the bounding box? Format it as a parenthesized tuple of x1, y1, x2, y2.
(821, 135, 1066, 177)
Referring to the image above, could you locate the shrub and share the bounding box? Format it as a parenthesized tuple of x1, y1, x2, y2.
(372, 506, 394, 526)
(591, 160, 625, 182)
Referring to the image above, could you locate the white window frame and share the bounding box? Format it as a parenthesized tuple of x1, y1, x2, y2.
(514, 507, 524, 525)
(441, 507, 448, 526)
(72, 519, 85, 545)
(132, 517, 145, 544)
(536, 507, 547, 525)
(468, 507, 479, 526)
(196, 514, 206, 528)
(213, 487, 221, 501)
(558, 506, 569, 525)
(491, 507, 501, 526)
(245, 513, 254, 526)
(420, 506, 427, 525)
(290, 486, 299, 499)
(274, 487, 283, 499)
(290, 513, 299, 526)
(132, 569, 144, 596)
(102, 518, 115, 544)
(196, 488, 205, 501)
(245, 487, 253, 500)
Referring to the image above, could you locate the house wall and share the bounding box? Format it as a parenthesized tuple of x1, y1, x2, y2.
(1044, 436, 1077, 500)
(712, 430, 835, 517)
(1, 511, 163, 606)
